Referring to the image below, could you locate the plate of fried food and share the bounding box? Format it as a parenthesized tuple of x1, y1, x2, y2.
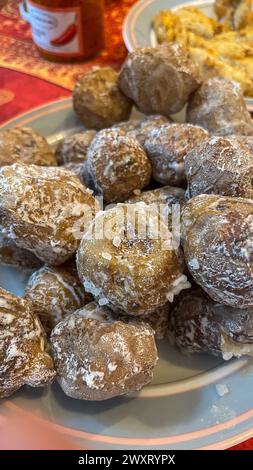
(0, 43, 253, 450)
(123, 0, 253, 111)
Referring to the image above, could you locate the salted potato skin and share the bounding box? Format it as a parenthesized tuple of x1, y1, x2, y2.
(119, 43, 200, 115)
(168, 288, 253, 359)
(186, 77, 253, 136)
(181, 194, 253, 308)
(0, 287, 55, 399)
(0, 127, 56, 167)
(0, 164, 98, 265)
(185, 135, 253, 199)
(73, 67, 132, 130)
(77, 203, 189, 316)
(25, 264, 93, 333)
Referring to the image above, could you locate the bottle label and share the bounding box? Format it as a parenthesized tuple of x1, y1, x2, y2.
(25, 0, 84, 56)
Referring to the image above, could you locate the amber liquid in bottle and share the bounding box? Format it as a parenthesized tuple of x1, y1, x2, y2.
(25, 0, 105, 62)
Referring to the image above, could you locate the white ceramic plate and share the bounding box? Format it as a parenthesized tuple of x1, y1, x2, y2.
(123, 0, 253, 112)
(1, 99, 253, 450)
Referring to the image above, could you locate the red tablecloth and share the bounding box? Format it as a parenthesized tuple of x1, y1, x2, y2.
(0, 0, 252, 451)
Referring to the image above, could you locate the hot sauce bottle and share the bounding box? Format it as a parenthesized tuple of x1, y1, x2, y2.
(20, 0, 105, 62)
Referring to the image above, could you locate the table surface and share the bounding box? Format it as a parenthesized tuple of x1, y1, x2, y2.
(0, 0, 252, 451)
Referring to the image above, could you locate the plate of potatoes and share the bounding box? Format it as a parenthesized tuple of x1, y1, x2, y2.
(1, 50, 253, 449)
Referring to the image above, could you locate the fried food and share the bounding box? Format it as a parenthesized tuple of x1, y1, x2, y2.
(185, 135, 253, 199)
(85, 129, 151, 203)
(168, 288, 253, 359)
(152, 4, 253, 97)
(113, 115, 171, 146)
(215, 0, 252, 29)
(153, 7, 218, 45)
(55, 131, 96, 165)
(0, 234, 42, 270)
(144, 123, 208, 187)
(73, 67, 132, 129)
